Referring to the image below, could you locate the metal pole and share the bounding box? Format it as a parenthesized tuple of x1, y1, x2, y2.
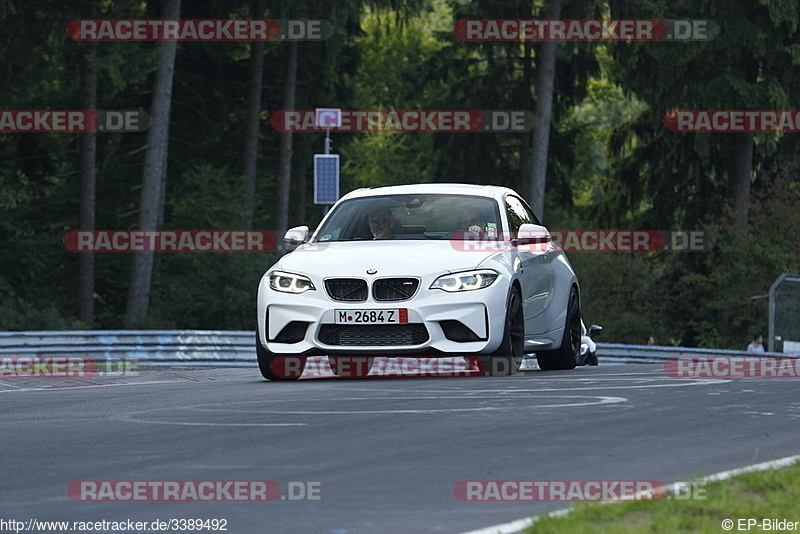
(768, 273, 786, 353)
(323, 130, 332, 217)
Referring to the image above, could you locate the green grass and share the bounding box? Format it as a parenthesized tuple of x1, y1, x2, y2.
(525, 462, 800, 534)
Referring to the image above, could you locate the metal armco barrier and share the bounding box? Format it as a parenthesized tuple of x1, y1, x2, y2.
(0, 331, 795, 367)
(593, 342, 794, 364)
(0, 330, 255, 366)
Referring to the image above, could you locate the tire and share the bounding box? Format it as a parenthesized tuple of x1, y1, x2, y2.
(577, 346, 590, 366)
(328, 356, 374, 377)
(478, 287, 524, 377)
(536, 286, 581, 371)
(256, 333, 306, 380)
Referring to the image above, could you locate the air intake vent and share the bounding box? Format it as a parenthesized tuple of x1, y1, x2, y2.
(372, 278, 419, 301)
(318, 324, 429, 346)
(325, 278, 368, 302)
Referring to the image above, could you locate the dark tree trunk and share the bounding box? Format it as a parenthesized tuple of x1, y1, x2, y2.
(730, 131, 754, 235)
(276, 40, 298, 245)
(519, 35, 532, 197)
(242, 0, 266, 231)
(125, 0, 181, 328)
(292, 152, 309, 226)
(527, 0, 561, 221)
(77, 4, 97, 328)
(728, 47, 758, 237)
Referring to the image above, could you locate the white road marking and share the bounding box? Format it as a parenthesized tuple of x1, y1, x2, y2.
(343, 377, 728, 396)
(111, 395, 628, 424)
(112, 411, 306, 427)
(225, 395, 626, 415)
(0, 379, 192, 393)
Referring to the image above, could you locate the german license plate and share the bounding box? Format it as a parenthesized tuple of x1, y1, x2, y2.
(335, 309, 408, 324)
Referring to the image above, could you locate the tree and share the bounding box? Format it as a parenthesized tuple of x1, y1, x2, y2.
(125, 0, 181, 327)
(242, 0, 267, 231)
(275, 39, 297, 243)
(526, 0, 561, 221)
(606, 0, 800, 233)
(77, 3, 98, 327)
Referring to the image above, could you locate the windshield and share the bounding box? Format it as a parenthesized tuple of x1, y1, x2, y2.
(312, 194, 502, 242)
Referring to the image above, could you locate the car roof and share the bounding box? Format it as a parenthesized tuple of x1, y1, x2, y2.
(340, 183, 515, 201)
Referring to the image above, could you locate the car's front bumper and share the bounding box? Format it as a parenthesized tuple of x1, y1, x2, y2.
(256, 274, 510, 356)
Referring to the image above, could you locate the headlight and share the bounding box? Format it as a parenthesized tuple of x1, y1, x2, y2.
(430, 269, 498, 292)
(269, 271, 315, 294)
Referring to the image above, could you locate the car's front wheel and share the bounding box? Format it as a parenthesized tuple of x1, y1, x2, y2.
(536, 286, 581, 370)
(478, 287, 524, 376)
(256, 333, 306, 380)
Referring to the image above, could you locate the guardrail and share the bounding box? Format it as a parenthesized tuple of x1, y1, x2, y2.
(0, 331, 795, 367)
(0, 330, 256, 367)
(593, 343, 793, 364)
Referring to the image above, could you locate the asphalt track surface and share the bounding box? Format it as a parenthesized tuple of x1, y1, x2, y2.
(1, 361, 798, 534)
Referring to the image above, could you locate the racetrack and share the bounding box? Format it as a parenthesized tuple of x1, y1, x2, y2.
(1, 364, 797, 534)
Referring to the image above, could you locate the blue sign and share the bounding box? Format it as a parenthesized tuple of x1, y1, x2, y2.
(313, 154, 340, 204)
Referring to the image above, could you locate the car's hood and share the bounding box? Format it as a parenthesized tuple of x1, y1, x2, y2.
(276, 240, 499, 278)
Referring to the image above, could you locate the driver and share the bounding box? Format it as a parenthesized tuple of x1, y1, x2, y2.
(457, 207, 498, 239)
(368, 208, 394, 239)
(459, 208, 485, 234)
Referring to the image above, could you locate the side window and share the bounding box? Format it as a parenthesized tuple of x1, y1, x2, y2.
(505, 195, 535, 233)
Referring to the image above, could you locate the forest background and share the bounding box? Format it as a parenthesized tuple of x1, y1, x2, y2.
(1, 0, 798, 349)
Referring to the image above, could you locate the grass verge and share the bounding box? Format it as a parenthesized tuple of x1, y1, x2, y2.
(526, 462, 800, 534)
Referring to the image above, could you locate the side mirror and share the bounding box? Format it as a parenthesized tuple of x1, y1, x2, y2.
(588, 325, 603, 339)
(283, 226, 309, 249)
(515, 223, 551, 246)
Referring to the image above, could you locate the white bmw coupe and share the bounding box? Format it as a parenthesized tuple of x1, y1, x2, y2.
(256, 183, 581, 379)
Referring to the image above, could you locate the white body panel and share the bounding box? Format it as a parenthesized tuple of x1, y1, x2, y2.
(256, 184, 579, 358)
